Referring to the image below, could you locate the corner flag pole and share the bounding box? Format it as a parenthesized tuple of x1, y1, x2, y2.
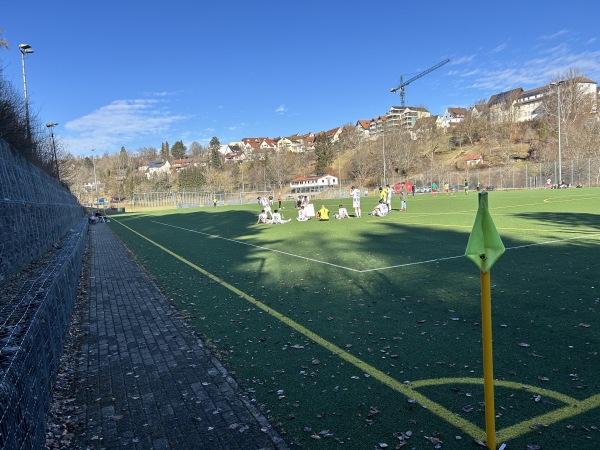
(465, 192, 505, 450)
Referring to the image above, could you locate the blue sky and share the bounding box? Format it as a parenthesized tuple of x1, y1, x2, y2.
(1, 1, 599, 157)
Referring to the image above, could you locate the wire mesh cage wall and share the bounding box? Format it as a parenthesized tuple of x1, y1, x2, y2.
(0, 139, 87, 449)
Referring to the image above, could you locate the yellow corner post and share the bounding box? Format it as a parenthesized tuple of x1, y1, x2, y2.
(465, 192, 505, 449)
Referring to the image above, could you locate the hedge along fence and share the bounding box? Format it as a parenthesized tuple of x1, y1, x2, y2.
(0, 138, 87, 449)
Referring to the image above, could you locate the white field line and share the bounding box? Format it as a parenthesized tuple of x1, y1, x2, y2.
(151, 220, 600, 274)
(151, 220, 361, 272)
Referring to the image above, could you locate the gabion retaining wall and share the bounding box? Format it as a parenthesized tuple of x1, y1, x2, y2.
(0, 139, 87, 449)
(0, 140, 84, 283)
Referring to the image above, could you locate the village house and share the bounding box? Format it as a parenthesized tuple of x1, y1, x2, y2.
(171, 158, 193, 172)
(289, 174, 339, 194)
(146, 160, 171, 179)
(465, 154, 484, 166)
(355, 120, 371, 139)
(441, 107, 468, 129)
(223, 150, 247, 163)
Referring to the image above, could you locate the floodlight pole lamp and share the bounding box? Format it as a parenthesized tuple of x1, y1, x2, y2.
(46, 122, 60, 182)
(19, 44, 34, 140)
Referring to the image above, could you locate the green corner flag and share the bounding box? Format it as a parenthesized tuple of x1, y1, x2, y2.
(465, 192, 505, 273)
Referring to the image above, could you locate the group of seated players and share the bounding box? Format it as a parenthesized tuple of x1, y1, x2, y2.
(255, 194, 389, 224)
(256, 195, 354, 224)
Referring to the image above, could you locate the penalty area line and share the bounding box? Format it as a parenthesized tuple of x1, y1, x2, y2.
(151, 220, 361, 272)
(150, 221, 600, 274)
(366, 230, 600, 272)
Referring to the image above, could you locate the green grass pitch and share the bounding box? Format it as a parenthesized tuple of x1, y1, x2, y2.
(108, 188, 600, 449)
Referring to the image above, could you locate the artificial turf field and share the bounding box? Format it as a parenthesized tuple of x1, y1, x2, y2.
(108, 188, 600, 449)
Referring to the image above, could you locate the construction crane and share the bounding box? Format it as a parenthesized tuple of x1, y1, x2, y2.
(390, 58, 451, 106)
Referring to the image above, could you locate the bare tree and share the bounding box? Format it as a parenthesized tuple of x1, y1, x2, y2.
(453, 102, 487, 145)
(541, 68, 597, 161)
(385, 129, 420, 181)
(137, 147, 159, 164)
(189, 141, 204, 157)
(265, 151, 299, 190)
(348, 140, 376, 187)
(0, 29, 8, 50)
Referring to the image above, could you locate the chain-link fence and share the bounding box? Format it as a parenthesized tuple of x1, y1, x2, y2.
(130, 190, 275, 210)
(413, 158, 600, 191)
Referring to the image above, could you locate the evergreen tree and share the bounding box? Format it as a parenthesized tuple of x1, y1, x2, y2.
(160, 142, 170, 160)
(209, 136, 220, 152)
(209, 148, 223, 170)
(208, 137, 222, 170)
(177, 166, 205, 190)
(171, 140, 187, 159)
(314, 134, 334, 174)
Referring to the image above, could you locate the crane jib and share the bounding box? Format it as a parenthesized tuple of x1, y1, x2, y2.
(390, 58, 451, 107)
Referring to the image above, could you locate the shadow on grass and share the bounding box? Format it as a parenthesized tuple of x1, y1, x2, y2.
(512, 211, 600, 231)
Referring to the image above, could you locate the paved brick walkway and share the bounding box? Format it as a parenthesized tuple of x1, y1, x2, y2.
(73, 223, 289, 449)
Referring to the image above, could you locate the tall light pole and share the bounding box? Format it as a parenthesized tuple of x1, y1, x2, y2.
(240, 164, 245, 193)
(92, 149, 99, 208)
(46, 122, 60, 182)
(549, 81, 564, 184)
(382, 128, 387, 186)
(337, 148, 341, 196)
(19, 44, 34, 140)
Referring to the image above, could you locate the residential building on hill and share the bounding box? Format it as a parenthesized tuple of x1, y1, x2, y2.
(146, 160, 171, 179)
(465, 154, 484, 166)
(386, 106, 430, 130)
(442, 107, 468, 128)
(290, 174, 339, 194)
(515, 86, 549, 122)
(171, 158, 193, 172)
(369, 116, 387, 136)
(355, 120, 371, 139)
(487, 88, 524, 122)
(224, 151, 246, 163)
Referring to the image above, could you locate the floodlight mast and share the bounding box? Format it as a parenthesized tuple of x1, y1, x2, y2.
(390, 58, 451, 106)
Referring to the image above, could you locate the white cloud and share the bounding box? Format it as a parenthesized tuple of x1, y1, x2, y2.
(275, 104, 288, 115)
(540, 29, 569, 40)
(492, 44, 507, 53)
(449, 55, 477, 65)
(454, 43, 600, 98)
(227, 122, 248, 131)
(62, 98, 186, 154)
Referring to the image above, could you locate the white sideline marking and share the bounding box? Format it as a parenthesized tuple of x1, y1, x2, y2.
(151, 220, 600, 273)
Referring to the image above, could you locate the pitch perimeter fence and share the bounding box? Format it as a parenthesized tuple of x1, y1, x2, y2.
(413, 157, 600, 190)
(131, 190, 275, 210)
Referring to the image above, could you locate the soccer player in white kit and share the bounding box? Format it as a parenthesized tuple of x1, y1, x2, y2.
(272, 209, 291, 224)
(336, 204, 351, 219)
(258, 196, 273, 219)
(351, 186, 361, 218)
